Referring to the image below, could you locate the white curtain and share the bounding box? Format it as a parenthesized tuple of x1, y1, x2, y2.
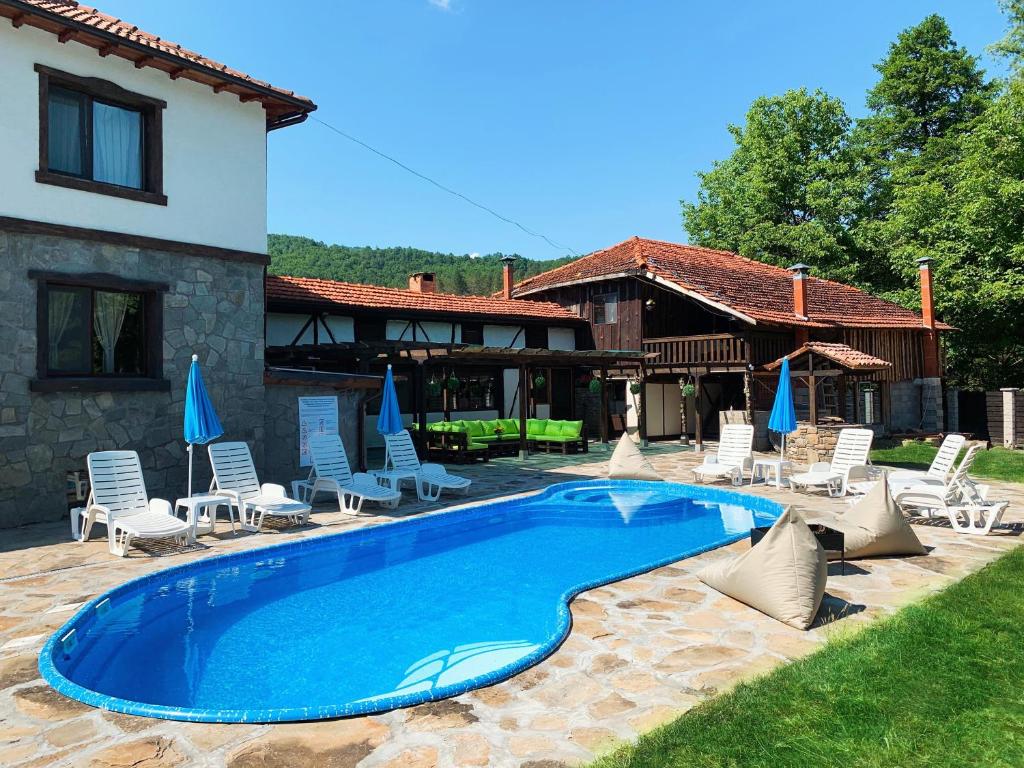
(48, 90, 83, 175)
(94, 291, 129, 374)
(47, 289, 77, 370)
(93, 102, 142, 188)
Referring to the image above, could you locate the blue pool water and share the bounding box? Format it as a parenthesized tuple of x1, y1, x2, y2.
(41, 480, 781, 722)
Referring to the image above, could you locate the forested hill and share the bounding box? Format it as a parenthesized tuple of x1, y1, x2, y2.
(267, 235, 574, 296)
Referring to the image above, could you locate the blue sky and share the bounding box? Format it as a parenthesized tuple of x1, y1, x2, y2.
(99, 1, 1009, 259)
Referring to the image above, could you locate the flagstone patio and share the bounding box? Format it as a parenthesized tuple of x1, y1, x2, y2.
(1, 443, 1022, 768)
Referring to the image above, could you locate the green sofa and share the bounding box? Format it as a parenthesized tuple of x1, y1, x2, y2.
(417, 418, 588, 455)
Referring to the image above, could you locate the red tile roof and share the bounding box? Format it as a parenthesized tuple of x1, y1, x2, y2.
(513, 237, 951, 330)
(764, 342, 892, 371)
(267, 275, 584, 323)
(2, 1, 316, 125)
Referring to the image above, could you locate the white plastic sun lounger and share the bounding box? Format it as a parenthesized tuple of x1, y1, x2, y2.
(789, 427, 874, 497)
(209, 442, 311, 532)
(887, 433, 966, 494)
(295, 434, 402, 514)
(894, 444, 1008, 535)
(691, 424, 754, 486)
(374, 430, 471, 501)
(85, 451, 192, 557)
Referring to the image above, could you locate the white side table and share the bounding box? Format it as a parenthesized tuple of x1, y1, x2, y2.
(175, 494, 235, 539)
(750, 458, 793, 490)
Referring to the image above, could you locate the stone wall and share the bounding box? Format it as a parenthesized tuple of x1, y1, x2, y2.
(0, 228, 266, 528)
(783, 422, 884, 464)
(888, 380, 921, 432)
(262, 384, 363, 491)
(920, 377, 944, 433)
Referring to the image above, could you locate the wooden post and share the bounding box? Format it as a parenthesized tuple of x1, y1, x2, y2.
(838, 375, 848, 422)
(694, 372, 704, 452)
(807, 352, 818, 426)
(442, 366, 451, 422)
(518, 364, 529, 459)
(414, 362, 428, 457)
(743, 368, 754, 426)
(599, 365, 609, 445)
(852, 378, 862, 425)
(569, 366, 577, 420)
(638, 365, 648, 447)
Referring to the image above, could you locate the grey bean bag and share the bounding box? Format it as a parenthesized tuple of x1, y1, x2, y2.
(698, 507, 826, 630)
(808, 475, 925, 559)
(607, 433, 663, 482)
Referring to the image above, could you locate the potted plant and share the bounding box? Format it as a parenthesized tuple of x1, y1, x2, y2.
(426, 379, 442, 397)
(629, 379, 642, 395)
(447, 375, 460, 391)
(679, 379, 696, 446)
(588, 377, 603, 395)
(534, 374, 546, 390)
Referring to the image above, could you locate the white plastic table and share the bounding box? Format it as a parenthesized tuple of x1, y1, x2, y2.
(174, 494, 235, 538)
(368, 469, 417, 494)
(750, 458, 794, 490)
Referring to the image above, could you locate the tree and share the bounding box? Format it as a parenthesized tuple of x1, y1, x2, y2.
(990, 0, 1024, 74)
(681, 88, 861, 281)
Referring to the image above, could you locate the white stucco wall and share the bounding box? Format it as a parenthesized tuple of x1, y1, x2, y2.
(0, 23, 269, 253)
(484, 325, 525, 348)
(548, 327, 576, 351)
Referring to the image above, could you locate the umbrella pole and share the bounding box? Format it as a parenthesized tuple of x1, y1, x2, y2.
(187, 443, 193, 498)
(781, 433, 786, 462)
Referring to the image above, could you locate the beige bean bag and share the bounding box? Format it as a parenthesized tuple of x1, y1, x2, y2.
(698, 507, 826, 630)
(607, 433, 663, 482)
(808, 475, 925, 559)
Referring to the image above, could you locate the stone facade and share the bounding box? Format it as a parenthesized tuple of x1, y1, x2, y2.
(782, 422, 884, 464)
(263, 384, 363, 490)
(920, 377, 944, 433)
(0, 228, 266, 528)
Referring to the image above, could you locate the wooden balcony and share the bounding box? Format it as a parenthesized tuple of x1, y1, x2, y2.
(642, 333, 749, 368)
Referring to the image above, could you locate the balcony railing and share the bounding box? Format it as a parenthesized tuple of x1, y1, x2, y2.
(642, 333, 749, 367)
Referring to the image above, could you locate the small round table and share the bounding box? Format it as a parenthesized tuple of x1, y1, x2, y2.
(174, 494, 235, 539)
(750, 458, 793, 490)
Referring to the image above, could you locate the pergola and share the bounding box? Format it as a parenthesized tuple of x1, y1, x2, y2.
(760, 342, 892, 425)
(266, 340, 657, 457)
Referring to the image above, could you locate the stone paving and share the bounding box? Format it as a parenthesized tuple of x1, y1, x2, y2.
(1, 443, 1022, 768)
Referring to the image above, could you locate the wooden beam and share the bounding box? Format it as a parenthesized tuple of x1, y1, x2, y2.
(638, 365, 648, 447)
(808, 352, 818, 425)
(98, 43, 118, 57)
(213, 81, 233, 94)
(11, 12, 26, 27)
(57, 29, 76, 44)
(134, 56, 153, 69)
(169, 67, 187, 80)
(518, 365, 529, 460)
(694, 373, 704, 451)
(240, 93, 264, 103)
(599, 366, 609, 445)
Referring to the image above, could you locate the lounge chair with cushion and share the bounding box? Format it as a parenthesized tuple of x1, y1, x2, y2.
(209, 442, 311, 532)
(789, 428, 874, 497)
(84, 451, 193, 557)
(691, 424, 754, 486)
(887, 434, 966, 495)
(894, 444, 1009, 535)
(375, 430, 471, 501)
(295, 434, 402, 514)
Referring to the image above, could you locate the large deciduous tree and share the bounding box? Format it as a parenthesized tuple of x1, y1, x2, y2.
(681, 88, 860, 282)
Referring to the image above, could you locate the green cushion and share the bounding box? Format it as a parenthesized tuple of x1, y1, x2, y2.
(527, 419, 547, 435)
(561, 420, 583, 438)
(544, 420, 564, 436)
(475, 434, 501, 442)
(466, 441, 488, 451)
(449, 422, 467, 433)
(464, 420, 484, 437)
(536, 434, 578, 443)
(480, 420, 496, 436)
(499, 418, 519, 433)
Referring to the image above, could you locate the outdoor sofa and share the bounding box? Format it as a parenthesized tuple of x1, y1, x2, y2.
(415, 417, 588, 460)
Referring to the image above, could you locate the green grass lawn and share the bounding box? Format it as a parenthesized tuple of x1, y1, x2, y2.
(868, 443, 1024, 484)
(593, 547, 1024, 768)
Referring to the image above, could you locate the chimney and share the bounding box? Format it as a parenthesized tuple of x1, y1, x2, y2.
(408, 272, 436, 294)
(788, 263, 811, 346)
(917, 257, 941, 378)
(501, 255, 517, 300)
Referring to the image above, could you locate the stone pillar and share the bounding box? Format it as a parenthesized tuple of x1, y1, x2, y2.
(920, 378, 944, 433)
(1002, 388, 1019, 449)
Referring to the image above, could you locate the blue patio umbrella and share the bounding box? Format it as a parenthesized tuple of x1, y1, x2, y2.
(184, 354, 224, 497)
(768, 356, 798, 460)
(376, 364, 404, 436)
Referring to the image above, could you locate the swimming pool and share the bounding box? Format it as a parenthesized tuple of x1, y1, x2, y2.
(40, 480, 782, 722)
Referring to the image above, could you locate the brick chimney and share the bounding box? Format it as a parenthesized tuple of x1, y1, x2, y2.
(788, 263, 811, 346)
(917, 257, 941, 378)
(408, 272, 436, 293)
(500, 255, 517, 300)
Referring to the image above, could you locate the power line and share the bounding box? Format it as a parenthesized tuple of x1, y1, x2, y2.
(310, 116, 580, 257)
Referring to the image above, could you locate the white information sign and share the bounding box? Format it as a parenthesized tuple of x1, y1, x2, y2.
(298, 396, 339, 467)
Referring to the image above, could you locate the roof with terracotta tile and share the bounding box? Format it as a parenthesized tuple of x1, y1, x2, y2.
(1, 0, 316, 124)
(512, 237, 951, 330)
(266, 275, 585, 323)
(764, 342, 892, 371)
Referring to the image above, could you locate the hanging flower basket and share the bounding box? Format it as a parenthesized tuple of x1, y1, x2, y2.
(629, 380, 642, 395)
(588, 377, 603, 394)
(680, 383, 696, 398)
(446, 375, 461, 390)
(426, 379, 442, 397)
(534, 375, 546, 389)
